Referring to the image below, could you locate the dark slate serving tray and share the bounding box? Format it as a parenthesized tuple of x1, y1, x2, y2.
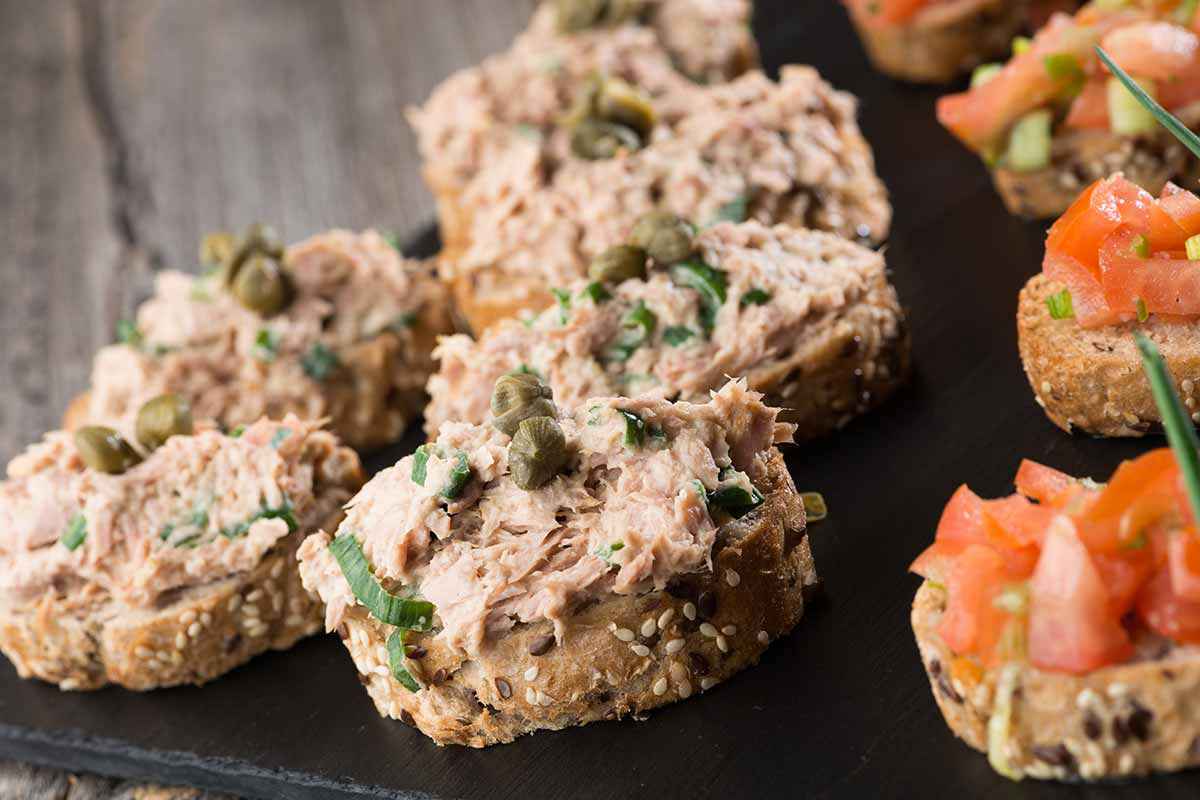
(5, 2, 1200, 798)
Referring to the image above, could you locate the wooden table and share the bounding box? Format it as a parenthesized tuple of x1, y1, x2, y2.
(0, 1, 529, 796)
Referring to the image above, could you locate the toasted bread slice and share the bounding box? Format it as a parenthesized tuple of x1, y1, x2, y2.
(913, 580, 1200, 780)
(318, 449, 816, 747)
(1018, 273, 1200, 436)
(846, 0, 1032, 84)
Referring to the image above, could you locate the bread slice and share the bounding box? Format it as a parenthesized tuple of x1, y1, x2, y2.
(1018, 273, 1200, 436)
(321, 449, 816, 747)
(846, 0, 1032, 84)
(991, 106, 1200, 219)
(913, 580, 1200, 780)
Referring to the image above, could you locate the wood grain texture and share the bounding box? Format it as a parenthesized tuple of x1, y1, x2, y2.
(0, 0, 531, 795)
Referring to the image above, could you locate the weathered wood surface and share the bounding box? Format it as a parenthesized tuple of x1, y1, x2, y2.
(0, 0, 530, 795)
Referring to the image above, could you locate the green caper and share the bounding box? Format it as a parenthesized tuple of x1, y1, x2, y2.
(218, 223, 283, 287)
(588, 244, 648, 284)
(570, 119, 642, 160)
(491, 373, 557, 437)
(508, 416, 569, 490)
(555, 0, 607, 31)
(232, 254, 292, 315)
(135, 394, 194, 451)
(74, 426, 142, 475)
(630, 211, 695, 265)
(595, 78, 656, 141)
(200, 232, 236, 267)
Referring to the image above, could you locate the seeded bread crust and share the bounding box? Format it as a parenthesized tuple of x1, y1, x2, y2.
(0, 451, 363, 691)
(329, 448, 817, 747)
(61, 280, 454, 452)
(913, 581, 1200, 780)
(846, 0, 1031, 84)
(1018, 273, 1200, 437)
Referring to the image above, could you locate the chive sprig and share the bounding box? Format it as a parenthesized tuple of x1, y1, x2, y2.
(1097, 47, 1200, 160)
(1135, 333, 1200, 526)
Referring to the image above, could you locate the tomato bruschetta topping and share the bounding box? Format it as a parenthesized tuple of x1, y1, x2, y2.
(912, 449, 1200, 674)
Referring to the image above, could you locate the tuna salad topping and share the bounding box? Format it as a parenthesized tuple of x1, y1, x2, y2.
(79, 228, 446, 449)
(0, 416, 361, 609)
(426, 220, 903, 434)
(299, 379, 793, 656)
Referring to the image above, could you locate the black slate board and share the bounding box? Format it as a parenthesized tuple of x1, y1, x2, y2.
(5, 2, 1200, 798)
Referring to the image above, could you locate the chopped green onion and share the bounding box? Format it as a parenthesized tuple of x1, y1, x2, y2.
(381, 232, 403, 253)
(509, 363, 543, 379)
(924, 579, 946, 592)
(608, 300, 657, 361)
(662, 325, 694, 346)
(670, 260, 728, 334)
(712, 195, 748, 224)
(1130, 234, 1151, 258)
(386, 629, 421, 692)
(1098, 47, 1200, 160)
(992, 584, 1029, 615)
(269, 427, 292, 449)
(189, 506, 209, 529)
(411, 444, 431, 486)
(1135, 332, 1200, 527)
(158, 523, 175, 541)
(707, 485, 764, 518)
(441, 452, 472, 500)
(228, 425, 246, 438)
(551, 287, 572, 324)
(388, 312, 417, 332)
(61, 514, 87, 551)
(220, 502, 298, 538)
(594, 540, 625, 563)
(971, 63, 1003, 89)
(740, 288, 771, 307)
(1188, 235, 1200, 261)
(618, 409, 645, 448)
(1136, 297, 1149, 322)
(1011, 37, 1031, 56)
(302, 343, 340, 381)
(253, 328, 279, 362)
(578, 282, 611, 304)
(987, 664, 1025, 780)
(1004, 110, 1052, 172)
(1042, 52, 1084, 86)
(329, 534, 435, 629)
(1107, 75, 1157, 136)
(800, 492, 827, 522)
(116, 319, 143, 348)
(1045, 289, 1074, 320)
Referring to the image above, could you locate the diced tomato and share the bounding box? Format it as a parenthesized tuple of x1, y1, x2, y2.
(1100, 226, 1200, 316)
(1138, 567, 1200, 644)
(1027, 520, 1133, 674)
(1015, 459, 1076, 504)
(937, 544, 1011, 659)
(1160, 182, 1200, 234)
(1093, 547, 1156, 616)
(842, 0, 930, 26)
(1101, 21, 1200, 81)
(1076, 449, 1178, 551)
(1168, 530, 1200, 601)
(983, 495, 1054, 548)
(932, 485, 1039, 576)
(1065, 78, 1110, 129)
(1044, 249, 1121, 327)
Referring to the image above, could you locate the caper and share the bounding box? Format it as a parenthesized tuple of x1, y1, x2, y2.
(135, 394, 194, 451)
(570, 119, 641, 160)
(508, 416, 569, 490)
(555, 0, 607, 31)
(588, 244, 648, 285)
(74, 426, 142, 475)
(218, 223, 283, 287)
(595, 78, 656, 141)
(232, 254, 292, 315)
(199, 231, 236, 267)
(630, 211, 695, 265)
(491, 373, 557, 437)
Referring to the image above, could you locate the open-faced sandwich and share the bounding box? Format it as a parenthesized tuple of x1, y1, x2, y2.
(426, 219, 909, 442)
(298, 377, 817, 746)
(65, 226, 453, 451)
(0, 401, 362, 690)
(1018, 173, 1200, 435)
(938, 0, 1200, 218)
(842, 0, 1079, 84)
(912, 337, 1200, 780)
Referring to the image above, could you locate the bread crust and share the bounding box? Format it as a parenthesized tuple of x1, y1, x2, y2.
(331, 449, 817, 747)
(1018, 273, 1200, 437)
(847, 0, 1031, 84)
(913, 581, 1200, 780)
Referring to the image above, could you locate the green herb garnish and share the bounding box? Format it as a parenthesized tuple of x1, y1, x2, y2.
(1187, 235, 1200, 261)
(61, 514, 87, 551)
(229, 425, 246, 438)
(618, 409, 645, 448)
(740, 288, 771, 307)
(381, 232, 403, 252)
(1045, 289, 1074, 320)
(663, 325, 694, 346)
(442, 452, 472, 500)
(1098, 47, 1200, 160)
(220, 502, 298, 539)
(551, 287, 572, 324)
(116, 319, 143, 348)
(329, 534, 435, 629)
(1043, 53, 1084, 92)
(411, 444, 432, 486)
(608, 300, 657, 361)
(713, 195, 749, 224)
(253, 328, 279, 362)
(387, 629, 421, 692)
(1130, 234, 1150, 258)
(800, 491, 828, 523)
(270, 427, 292, 449)
(1135, 332, 1200, 526)
(594, 540, 625, 563)
(302, 343, 340, 381)
(1136, 297, 1149, 322)
(707, 485, 764, 518)
(670, 260, 727, 334)
(578, 282, 611, 304)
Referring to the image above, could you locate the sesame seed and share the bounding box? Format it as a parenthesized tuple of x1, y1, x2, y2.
(678, 680, 692, 699)
(1040, 381, 1052, 395)
(248, 623, 268, 638)
(286, 614, 305, 627)
(270, 561, 284, 579)
(524, 666, 539, 681)
(60, 678, 81, 691)
(187, 622, 202, 638)
(1184, 379, 1195, 395)
(683, 602, 697, 620)
(227, 596, 242, 612)
(665, 638, 685, 654)
(641, 618, 657, 637)
(1193, 412, 1200, 423)
(272, 595, 283, 613)
(721, 625, 737, 636)
(179, 610, 197, 625)
(613, 627, 635, 642)
(525, 687, 538, 704)
(1106, 682, 1129, 698)
(245, 589, 264, 603)
(716, 635, 729, 653)
(1076, 689, 1100, 709)
(538, 690, 553, 706)
(652, 677, 668, 696)
(699, 622, 718, 638)
(174, 633, 187, 650)
(700, 677, 717, 691)
(669, 662, 687, 682)
(200, 612, 212, 626)
(242, 604, 260, 618)
(607, 622, 617, 632)
(657, 608, 675, 630)
(156, 650, 170, 662)
(757, 630, 769, 644)
(725, 569, 740, 587)
(631, 644, 651, 657)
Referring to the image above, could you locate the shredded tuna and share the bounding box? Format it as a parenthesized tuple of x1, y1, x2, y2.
(299, 380, 792, 656)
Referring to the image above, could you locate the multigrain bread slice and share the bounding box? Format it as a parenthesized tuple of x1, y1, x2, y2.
(0, 417, 362, 691)
(427, 221, 910, 442)
(1018, 273, 1200, 436)
(913, 581, 1200, 780)
(319, 450, 814, 748)
(845, 0, 1034, 84)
